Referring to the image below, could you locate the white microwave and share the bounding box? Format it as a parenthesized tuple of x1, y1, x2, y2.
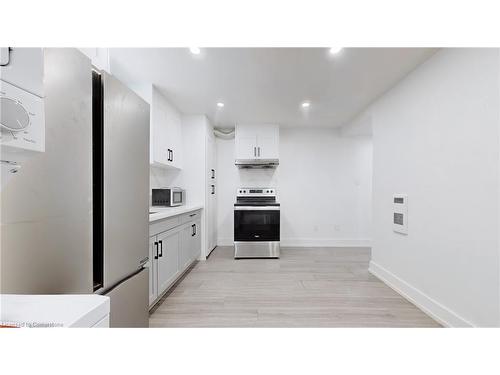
(152, 188, 185, 207)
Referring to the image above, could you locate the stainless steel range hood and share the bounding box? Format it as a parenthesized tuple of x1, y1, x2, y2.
(235, 159, 279, 169)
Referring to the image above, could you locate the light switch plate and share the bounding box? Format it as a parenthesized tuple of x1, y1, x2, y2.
(393, 194, 408, 235)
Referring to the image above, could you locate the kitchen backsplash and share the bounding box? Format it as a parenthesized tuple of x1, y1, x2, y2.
(149, 166, 184, 205)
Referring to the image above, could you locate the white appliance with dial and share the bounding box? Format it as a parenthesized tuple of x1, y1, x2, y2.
(1, 48, 45, 184)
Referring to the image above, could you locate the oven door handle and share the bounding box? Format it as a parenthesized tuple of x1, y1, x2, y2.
(234, 206, 280, 211)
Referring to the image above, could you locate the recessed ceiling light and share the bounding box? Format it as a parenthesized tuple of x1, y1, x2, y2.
(217, 102, 225, 108)
(301, 101, 311, 108)
(189, 47, 201, 55)
(329, 47, 343, 55)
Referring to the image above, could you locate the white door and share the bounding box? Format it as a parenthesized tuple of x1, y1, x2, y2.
(211, 141, 217, 251)
(192, 220, 202, 260)
(179, 224, 193, 270)
(152, 90, 170, 165)
(166, 107, 182, 168)
(148, 236, 158, 306)
(256, 126, 279, 159)
(156, 230, 180, 295)
(235, 135, 257, 159)
(206, 134, 217, 255)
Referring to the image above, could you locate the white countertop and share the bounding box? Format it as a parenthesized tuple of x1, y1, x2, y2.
(0, 294, 110, 328)
(149, 205, 203, 223)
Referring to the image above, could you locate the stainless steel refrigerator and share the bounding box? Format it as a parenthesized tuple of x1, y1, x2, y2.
(0, 48, 150, 327)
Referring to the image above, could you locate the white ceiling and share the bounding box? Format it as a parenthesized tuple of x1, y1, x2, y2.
(109, 48, 437, 128)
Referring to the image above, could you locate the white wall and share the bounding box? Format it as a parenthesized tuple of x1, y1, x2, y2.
(216, 127, 373, 247)
(349, 48, 500, 327)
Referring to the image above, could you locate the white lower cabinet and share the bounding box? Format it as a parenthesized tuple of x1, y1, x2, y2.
(179, 225, 193, 271)
(149, 210, 202, 309)
(191, 220, 201, 260)
(179, 219, 201, 271)
(157, 229, 180, 294)
(148, 236, 158, 306)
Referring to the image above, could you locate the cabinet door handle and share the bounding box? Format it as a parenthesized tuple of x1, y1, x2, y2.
(258, 147, 261, 157)
(211, 169, 215, 179)
(211, 185, 215, 195)
(171, 149, 174, 162)
(254, 147, 256, 157)
(158, 240, 163, 257)
(191, 224, 195, 236)
(154, 241, 158, 259)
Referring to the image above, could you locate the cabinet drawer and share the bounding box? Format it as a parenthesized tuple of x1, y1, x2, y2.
(180, 210, 201, 225)
(149, 216, 181, 236)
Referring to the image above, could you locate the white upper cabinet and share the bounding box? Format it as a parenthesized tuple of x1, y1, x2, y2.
(128, 83, 183, 170)
(235, 124, 279, 160)
(151, 87, 183, 169)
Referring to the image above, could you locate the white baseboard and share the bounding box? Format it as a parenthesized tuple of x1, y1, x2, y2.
(369, 261, 474, 328)
(217, 237, 371, 248)
(217, 238, 234, 247)
(281, 238, 371, 247)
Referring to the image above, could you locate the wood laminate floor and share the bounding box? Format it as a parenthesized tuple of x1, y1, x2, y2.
(149, 246, 441, 327)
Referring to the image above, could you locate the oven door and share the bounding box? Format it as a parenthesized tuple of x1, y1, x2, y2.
(170, 190, 184, 206)
(234, 206, 280, 241)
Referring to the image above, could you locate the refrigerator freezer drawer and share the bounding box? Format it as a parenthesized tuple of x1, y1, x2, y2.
(105, 268, 149, 328)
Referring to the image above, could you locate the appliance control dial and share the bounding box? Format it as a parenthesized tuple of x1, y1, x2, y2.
(0, 97, 30, 132)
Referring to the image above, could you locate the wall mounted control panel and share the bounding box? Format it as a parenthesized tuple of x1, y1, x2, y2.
(393, 194, 408, 235)
(0, 79, 45, 154)
(237, 188, 276, 197)
(0, 48, 45, 160)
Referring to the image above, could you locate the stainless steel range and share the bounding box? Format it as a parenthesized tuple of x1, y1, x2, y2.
(234, 188, 280, 258)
